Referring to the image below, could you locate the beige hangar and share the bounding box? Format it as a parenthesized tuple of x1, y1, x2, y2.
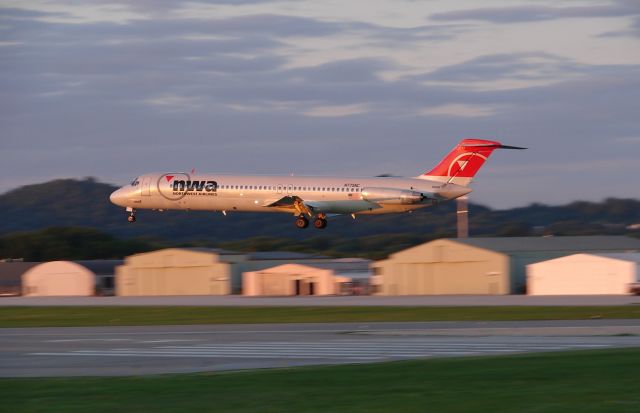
(116, 248, 244, 296)
(243, 263, 350, 296)
(527, 253, 640, 295)
(372, 239, 509, 295)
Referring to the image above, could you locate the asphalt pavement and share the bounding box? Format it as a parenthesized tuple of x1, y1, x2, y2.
(2, 320, 639, 377)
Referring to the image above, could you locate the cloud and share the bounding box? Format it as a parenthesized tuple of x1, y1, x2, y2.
(430, 1, 640, 24)
(416, 52, 585, 84)
(418, 103, 500, 118)
(303, 103, 370, 117)
(284, 58, 395, 83)
(0, 7, 71, 20)
(598, 15, 640, 37)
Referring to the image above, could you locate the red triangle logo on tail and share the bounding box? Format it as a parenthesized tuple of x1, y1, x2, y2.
(165, 175, 174, 182)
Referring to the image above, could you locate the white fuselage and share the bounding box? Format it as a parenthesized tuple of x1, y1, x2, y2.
(110, 172, 471, 216)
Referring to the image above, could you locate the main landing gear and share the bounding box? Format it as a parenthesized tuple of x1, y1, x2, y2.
(295, 215, 309, 229)
(295, 214, 327, 229)
(126, 207, 136, 223)
(313, 216, 327, 229)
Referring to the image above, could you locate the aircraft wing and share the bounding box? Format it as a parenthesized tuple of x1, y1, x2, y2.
(263, 195, 380, 215)
(262, 196, 312, 216)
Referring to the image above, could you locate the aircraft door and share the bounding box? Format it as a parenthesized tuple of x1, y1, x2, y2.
(141, 176, 151, 196)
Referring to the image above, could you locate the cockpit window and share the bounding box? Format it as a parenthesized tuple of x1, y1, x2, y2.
(130, 177, 140, 186)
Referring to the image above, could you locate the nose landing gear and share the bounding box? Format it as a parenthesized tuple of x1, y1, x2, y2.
(126, 207, 136, 223)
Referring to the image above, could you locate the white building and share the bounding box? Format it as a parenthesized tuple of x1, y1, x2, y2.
(22, 261, 95, 296)
(243, 263, 351, 296)
(527, 253, 640, 295)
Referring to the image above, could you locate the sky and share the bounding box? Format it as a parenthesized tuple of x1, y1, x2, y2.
(1, 0, 639, 209)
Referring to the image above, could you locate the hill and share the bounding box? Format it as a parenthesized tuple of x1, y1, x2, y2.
(1, 178, 639, 245)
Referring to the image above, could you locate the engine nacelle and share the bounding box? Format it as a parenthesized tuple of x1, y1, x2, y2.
(361, 187, 425, 205)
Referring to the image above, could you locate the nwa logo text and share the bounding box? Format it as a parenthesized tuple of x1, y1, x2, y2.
(158, 174, 218, 200)
(172, 180, 217, 193)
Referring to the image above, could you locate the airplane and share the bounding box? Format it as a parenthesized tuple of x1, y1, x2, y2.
(110, 138, 525, 229)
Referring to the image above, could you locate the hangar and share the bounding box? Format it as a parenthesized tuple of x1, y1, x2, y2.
(22, 261, 95, 296)
(527, 253, 640, 295)
(243, 263, 350, 296)
(373, 236, 640, 295)
(237, 251, 341, 288)
(115, 248, 243, 296)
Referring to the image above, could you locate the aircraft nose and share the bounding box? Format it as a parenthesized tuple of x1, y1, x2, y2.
(110, 188, 126, 206)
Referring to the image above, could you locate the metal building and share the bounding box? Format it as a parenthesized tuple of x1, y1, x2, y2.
(0, 261, 39, 296)
(243, 263, 350, 296)
(527, 253, 640, 295)
(237, 251, 338, 286)
(373, 236, 640, 295)
(22, 261, 95, 296)
(373, 238, 509, 295)
(115, 248, 243, 296)
(75, 260, 123, 295)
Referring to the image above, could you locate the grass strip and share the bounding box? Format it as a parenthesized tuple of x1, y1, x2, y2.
(1, 305, 640, 327)
(2, 348, 639, 413)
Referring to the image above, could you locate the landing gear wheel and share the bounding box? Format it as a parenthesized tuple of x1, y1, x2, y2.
(295, 216, 309, 229)
(313, 218, 327, 229)
(127, 214, 136, 223)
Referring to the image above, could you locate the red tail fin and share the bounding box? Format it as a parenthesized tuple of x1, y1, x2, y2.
(419, 139, 523, 186)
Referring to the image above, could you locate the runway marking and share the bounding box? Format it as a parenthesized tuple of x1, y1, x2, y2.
(44, 339, 132, 343)
(29, 339, 613, 362)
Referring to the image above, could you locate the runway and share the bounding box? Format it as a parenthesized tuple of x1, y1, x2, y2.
(2, 320, 640, 377)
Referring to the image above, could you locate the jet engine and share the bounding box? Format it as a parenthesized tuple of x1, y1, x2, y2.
(361, 187, 426, 205)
